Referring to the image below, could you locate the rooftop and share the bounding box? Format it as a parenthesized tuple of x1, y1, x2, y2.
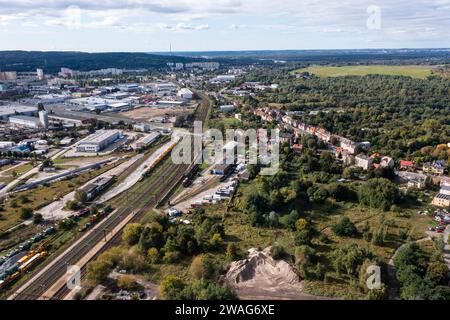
(0, 105, 37, 117)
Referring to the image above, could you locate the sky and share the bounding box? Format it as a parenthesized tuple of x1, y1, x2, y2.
(0, 0, 449, 52)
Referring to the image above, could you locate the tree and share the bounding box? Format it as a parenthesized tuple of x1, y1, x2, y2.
(122, 251, 148, 273)
(18, 194, 30, 204)
(294, 219, 314, 246)
(332, 217, 358, 237)
(33, 213, 43, 224)
(226, 243, 238, 261)
(117, 275, 141, 291)
(122, 223, 143, 246)
(65, 200, 81, 211)
(280, 209, 300, 230)
(426, 262, 449, 286)
(332, 243, 373, 276)
(20, 207, 33, 220)
(189, 255, 216, 280)
(209, 233, 224, 251)
(87, 259, 113, 285)
(74, 189, 88, 204)
(160, 275, 186, 300)
(358, 178, 400, 211)
(270, 244, 287, 260)
(147, 247, 159, 264)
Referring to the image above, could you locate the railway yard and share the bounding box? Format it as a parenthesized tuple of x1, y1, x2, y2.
(0, 91, 211, 300)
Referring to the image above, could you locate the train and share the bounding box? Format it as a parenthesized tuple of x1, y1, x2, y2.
(141, 140, 179, 180)
(182, 164, 200, 187)
(0, 251, 48, 291)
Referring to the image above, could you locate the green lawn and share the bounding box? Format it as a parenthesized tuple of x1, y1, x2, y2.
(293, 65, 434, 79)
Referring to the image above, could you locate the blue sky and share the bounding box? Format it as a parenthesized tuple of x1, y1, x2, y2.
(0, 0, 449, 52)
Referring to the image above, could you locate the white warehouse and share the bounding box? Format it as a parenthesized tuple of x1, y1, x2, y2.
(177, 88, 193, 101)
(76, 130, 122, 153)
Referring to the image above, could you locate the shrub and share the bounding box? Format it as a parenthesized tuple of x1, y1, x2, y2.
(331, 217, 358, 237)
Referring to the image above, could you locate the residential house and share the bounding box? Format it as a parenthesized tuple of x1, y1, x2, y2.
(423, 160, 446, 175)
(432, 185, 450, 208)
(400, 160, 415, 171)
(355, 154, 373, 171)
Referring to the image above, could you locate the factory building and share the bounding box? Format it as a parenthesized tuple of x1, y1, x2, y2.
(133, 123, 151, 132)
(76, 130, 122, 153)
(135, 132, 161, 149)
(177, 88, 194, 100)
(0, 105, 38, 121)
(9, 116, 42, 129)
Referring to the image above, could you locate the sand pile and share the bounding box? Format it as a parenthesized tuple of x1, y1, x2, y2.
(225, 247, 308, 299)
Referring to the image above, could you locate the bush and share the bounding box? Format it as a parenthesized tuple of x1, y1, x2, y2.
(122, 223, 143, 246)
(65, 200, 81, 211)
(87, 259, 113, 285)
(331, 217, 358, 237)
(270, 244, 288, 260)
(20, 207, 33, 220)
(162, 251, 181, 264)
(159, 275, 186, 300)
(117, 275, 142, 291)
(33, 213, 43, 224)
(189, 255, 216, 280)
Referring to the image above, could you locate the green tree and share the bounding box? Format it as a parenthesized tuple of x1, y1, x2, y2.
(74, 189, 88, 204)
(87, 259, 113, 285)
(332, 217, 358, 237)
(122, 223, 143, 246)
(20, 207, 33, 220)
(159, 275, 186, 300)
(33, 213, 43, 224)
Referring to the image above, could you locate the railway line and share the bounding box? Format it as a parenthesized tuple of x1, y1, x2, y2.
(8, 93, 210, 300)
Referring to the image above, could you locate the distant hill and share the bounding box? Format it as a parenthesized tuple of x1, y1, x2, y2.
(158, 48, 450, 64)
(0, 51, 208, 74)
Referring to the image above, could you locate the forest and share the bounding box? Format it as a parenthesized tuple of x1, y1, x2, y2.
(245, 68, 450, 163)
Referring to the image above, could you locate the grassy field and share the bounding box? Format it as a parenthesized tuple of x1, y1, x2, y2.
(0, 161, 121, 233)
(293, 65, 434, 79)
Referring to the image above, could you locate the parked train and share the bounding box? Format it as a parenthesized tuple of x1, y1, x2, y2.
(141, 140, 179, 180)
(0, 251, 47, 290)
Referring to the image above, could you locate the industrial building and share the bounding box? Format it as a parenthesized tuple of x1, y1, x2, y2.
(9, 116, 42, 129)
(76, 130, 122, 153)
(133, 123, 151, 132)
(0, 105, 37, 120)
(135, 132, 161, 149)
(177, 88, 194, 100)
(48, 114, 90, 127)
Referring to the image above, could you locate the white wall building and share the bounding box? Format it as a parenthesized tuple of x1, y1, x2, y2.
(177, 88, 193, 100)
(76, 130, 122, 153)
(9, 116, 42, 129)
(355, 154, 373, 171)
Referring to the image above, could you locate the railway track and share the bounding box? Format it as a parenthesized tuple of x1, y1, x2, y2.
(9, 93, 210, 300)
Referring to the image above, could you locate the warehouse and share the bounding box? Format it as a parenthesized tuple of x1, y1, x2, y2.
(0, 105, 37, 121)
(135, 132, 161, 149)
(9, 116, 42, 129)
(76, 130, 122, 153)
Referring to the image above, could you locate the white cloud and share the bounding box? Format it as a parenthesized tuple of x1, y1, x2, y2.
(0, 0, 448, 48)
